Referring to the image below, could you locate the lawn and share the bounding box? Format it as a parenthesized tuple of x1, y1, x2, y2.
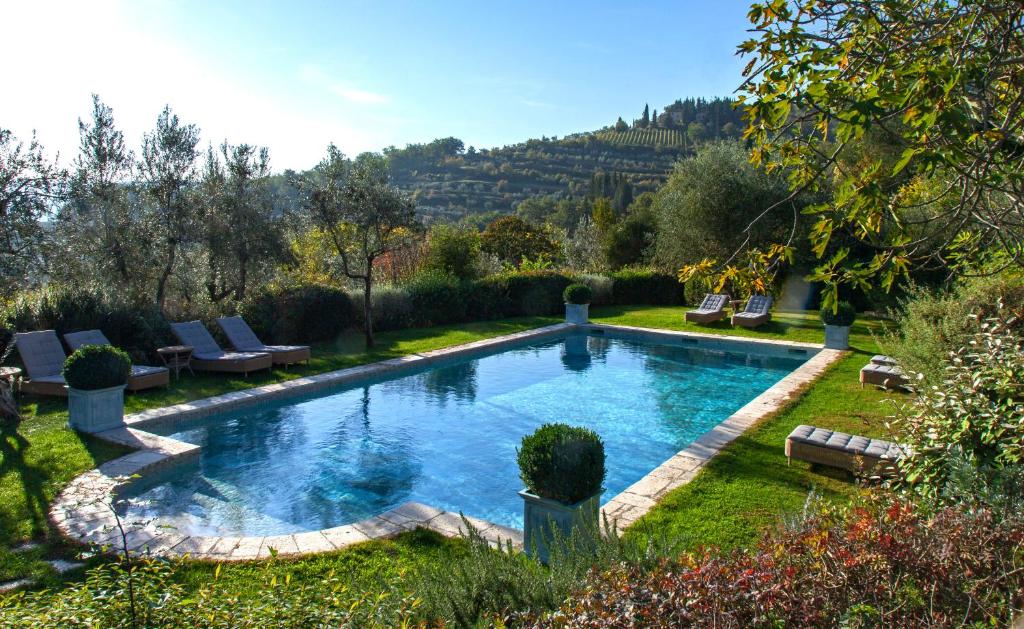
(1, 306, 902, 600)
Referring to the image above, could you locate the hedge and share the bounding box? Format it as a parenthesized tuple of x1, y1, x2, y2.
(241, 284, 355, 344)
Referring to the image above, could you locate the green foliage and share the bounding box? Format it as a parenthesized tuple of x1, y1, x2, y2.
(0, 555, 419, 627)
(517, 423, 605, 504)
(609, 268, 683, 305)
(562, 283, 592, 305)
(892, 320, 1024, 501)
(2, 285, 170, 362)
(820, 301, 856, 327)
(364, 285, 415, 332)
(415, 516, 676, 625)
(652, 142, 797, 271)
(605, 206, 655, 269)
(422, 223, 481, 280)
(62, 344, 131, 390)
(240, 284, 354, 344)
(741, 0, 1024, 304)
(405, 270, 467, 327)
(883, 270, 1024, 387)
(480, 216, 558, 268)
(493, 271, 573, 317)
(0, 128, 60, 297)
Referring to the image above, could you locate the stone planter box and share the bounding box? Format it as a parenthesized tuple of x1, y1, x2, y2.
(565, 303, 589, 324)
(520, 489, 601, 563)
(68, 385, 126, 433)
(823, 324, 851, 350)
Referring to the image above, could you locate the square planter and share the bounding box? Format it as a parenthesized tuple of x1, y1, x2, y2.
(824, 324, 851, 350)
(520, 488, 601, 563)
(67, 385, 126, 433)
(565, 303, 589, 324)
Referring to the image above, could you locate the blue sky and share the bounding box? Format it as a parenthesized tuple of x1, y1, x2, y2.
(3, 0, 754, 171)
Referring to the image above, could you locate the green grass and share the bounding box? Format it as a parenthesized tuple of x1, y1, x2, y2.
(1, 306, 904, 600)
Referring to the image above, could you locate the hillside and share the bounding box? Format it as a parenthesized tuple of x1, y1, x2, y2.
(383, 97, 744, 224)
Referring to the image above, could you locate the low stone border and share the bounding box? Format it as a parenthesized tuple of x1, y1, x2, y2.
(50, 322, 842, 561)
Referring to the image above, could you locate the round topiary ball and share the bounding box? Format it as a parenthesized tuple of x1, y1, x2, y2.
(563, 283, 593, 305)
(518, 423, 605, 504)
(63, 344, 131, 391)
(820, 301, 857, 327)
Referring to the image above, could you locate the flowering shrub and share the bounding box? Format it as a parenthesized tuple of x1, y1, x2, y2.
(520, 497, 1024, 627)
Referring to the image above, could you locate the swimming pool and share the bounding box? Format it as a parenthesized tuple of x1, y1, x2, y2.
(119, 330, 810, 536)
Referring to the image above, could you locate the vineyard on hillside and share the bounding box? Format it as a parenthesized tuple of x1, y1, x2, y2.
(595, 127, 686, 147)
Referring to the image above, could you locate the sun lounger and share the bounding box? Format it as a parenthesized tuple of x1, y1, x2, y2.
(63, 330, 170, 392)
(13, 330, 69, 396)
(731, 294, 773, 328)
(786, 424, 903, 476)
(170, 321, 272, 376)
(860, 355, 910, 389)
(216, 316, 311, 367)
(684, 293, 730, 324)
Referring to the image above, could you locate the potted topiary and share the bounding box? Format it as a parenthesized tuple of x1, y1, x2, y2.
(64, 344, 131, 432)
(517, 423, 605, 563)
(563, 283, 592, 324)
(821, 301, 856, 350)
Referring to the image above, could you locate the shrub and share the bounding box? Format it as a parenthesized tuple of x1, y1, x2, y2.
(2, 285, 170, 362)
(563, 283, 592, 305)
(366, 285, 414, 332)
(610, 268, 684, 305)
(518, 423, 605, 504)
(891, 319, 1024, 501)
(405, 270, 467, 326)
(0, 554, 420, 627)
(241, 284, 354, 344)
(883, 270, 1024, 387)
(498, 271, 574, 316)
(422, 224, 481, 280)
(524, 497, 1024, 627)
(62, 345, 131, 390)
(463, 275, 514, 320)
(820, 300, 856, 326)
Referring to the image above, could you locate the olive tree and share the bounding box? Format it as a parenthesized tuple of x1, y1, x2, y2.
(299, 146, 418, 347)
(140, 107, 200, 311)
(0, 128, 62, 295)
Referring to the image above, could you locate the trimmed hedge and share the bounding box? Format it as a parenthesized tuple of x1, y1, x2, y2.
(241, 284, 355, 344)
(2, 285, 170, 362)
(62, 344, 131, 390)
(610, 268, 685, 305)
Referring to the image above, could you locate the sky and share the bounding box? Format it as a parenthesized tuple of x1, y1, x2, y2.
(3, 0, 755, 172)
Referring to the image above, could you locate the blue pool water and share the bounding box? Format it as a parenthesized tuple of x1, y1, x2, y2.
(122, 332, 807, 535)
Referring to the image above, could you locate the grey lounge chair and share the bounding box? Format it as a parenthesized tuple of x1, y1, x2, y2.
(684, 293, 731, 324)
(216, 316, 311, 367)
(786, 424, 903, 477)
(63, 330, 170, 392)
(170, 321, 272, 376)
(14, 330, 69, 396)
(732, 294, 773, 328)
(860, 355, 910, 390)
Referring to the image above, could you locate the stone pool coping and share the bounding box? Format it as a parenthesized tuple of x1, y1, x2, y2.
(49, 322, 844, 561)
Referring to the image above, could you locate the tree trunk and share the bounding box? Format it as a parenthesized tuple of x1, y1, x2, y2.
(155, 242, 176, 312)
(363, 271, 374, 348)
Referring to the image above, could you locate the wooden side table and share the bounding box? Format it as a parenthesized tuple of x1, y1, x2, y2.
(729, 299, 745, 315)
(0, 366, 23, 395)
(157, 346, 194, 379)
